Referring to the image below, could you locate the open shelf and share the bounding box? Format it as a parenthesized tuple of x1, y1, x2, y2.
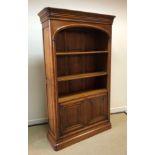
(58, 71, 107, 81)
(55, 27, 109, 52)
(55, 26, 109, 100)
(57, 54, 107, 76)
(58, 76, 107, 97)
(56, 51, 108, 55)
(58, 88, 107, 103)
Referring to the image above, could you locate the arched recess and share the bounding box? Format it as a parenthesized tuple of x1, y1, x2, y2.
(53, 25, 110, 52)
(55, 25, 109, 97)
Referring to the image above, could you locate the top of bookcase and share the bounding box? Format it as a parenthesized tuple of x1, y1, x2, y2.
(38, 7, 115, 24)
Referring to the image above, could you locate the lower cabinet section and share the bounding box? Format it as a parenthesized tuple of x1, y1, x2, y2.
(59, 94, 108, 136)
(88, 95, 108, 124)
(60, 102, 84, 135)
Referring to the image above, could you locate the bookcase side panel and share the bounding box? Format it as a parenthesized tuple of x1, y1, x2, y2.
(106, 26, 112, 121)
(42, 21, 59, 139)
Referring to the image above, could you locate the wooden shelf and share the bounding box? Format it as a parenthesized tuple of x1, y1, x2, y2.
(56, 51, 108, 55)
(58, 71, 107, 81)
(58, 89, 107, 103)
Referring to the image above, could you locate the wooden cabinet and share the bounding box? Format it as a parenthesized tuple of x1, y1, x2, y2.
(38, 7, 115, 150)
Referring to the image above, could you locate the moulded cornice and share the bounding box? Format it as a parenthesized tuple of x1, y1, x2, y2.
(38, 7, 115, 24)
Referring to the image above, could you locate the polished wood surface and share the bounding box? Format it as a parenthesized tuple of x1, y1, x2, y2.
(56, 51, 108, 55)
(38, 7, 115, 151)
(59, 89, 107, 103)
(59, 95, 108, 135)
(57, 71, 107, 81)
(57, 54, 108, 76)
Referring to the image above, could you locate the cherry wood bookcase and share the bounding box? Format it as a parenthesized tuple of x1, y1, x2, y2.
(38, 7, 115, 150)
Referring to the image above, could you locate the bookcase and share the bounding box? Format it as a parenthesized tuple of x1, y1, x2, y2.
(38, 7, 115, 150)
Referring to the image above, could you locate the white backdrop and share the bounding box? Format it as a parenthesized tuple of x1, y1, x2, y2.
(28, 0, 127, 125)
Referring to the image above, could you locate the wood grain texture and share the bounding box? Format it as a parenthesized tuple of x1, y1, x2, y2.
(48, 121, 111, 151)
(58, 76, 107, 97)
(38, 7, 115, 151)
(38, 7, 115, 24)
(59, 94, 108, 136)
(58, 89, 107, 103)
(43, 26, 57, 136)
(57, 71, 107, 81)
(56, 51, 108, 55)
(57, 54, 108, 76)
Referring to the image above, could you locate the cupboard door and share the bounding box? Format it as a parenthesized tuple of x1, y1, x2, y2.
(85, 95, 108, 125)
(59, 94, 108, 136)
(59, 102, 84, 135)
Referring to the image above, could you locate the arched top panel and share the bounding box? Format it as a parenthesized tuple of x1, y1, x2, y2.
(54, 25, 109, 52)
(53, 24, 110, 38)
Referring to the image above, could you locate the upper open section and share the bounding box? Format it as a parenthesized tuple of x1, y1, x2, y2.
(55, 27, 109, 52)
(38, 7, 115, 24)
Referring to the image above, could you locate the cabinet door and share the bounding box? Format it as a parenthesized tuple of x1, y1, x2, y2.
(85, 95, 108, 125)
(59, 94, 108, 136)
(59, 101, 84, 135)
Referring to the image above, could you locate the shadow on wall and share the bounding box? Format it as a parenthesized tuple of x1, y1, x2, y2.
(28, 57, 47, 120)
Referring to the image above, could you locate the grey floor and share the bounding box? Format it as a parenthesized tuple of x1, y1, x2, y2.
(28, 113, 127, 155)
